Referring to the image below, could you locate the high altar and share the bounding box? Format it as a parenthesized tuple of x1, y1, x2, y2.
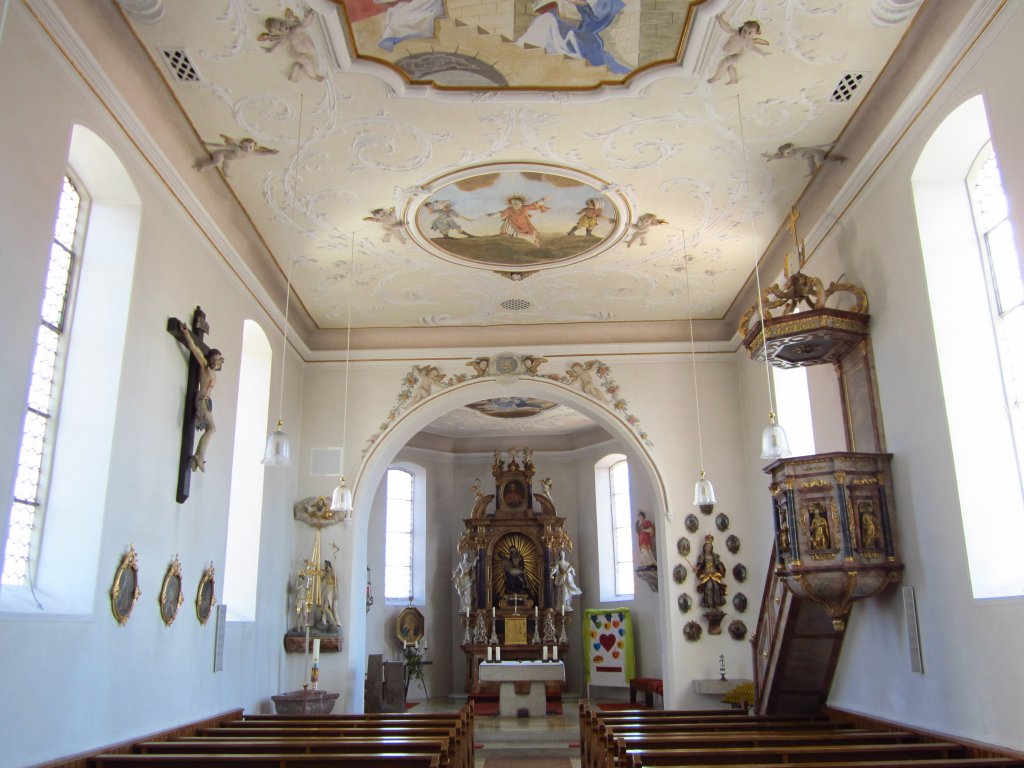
(457, 448, 574, 696)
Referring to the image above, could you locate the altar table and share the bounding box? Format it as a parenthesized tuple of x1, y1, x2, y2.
(478, 660, 565, 717)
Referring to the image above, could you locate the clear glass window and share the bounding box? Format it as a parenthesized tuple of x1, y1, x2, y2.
(610, 460, 634, 597)
(3, 177, 84, 586)
(384, 467, 415, 600)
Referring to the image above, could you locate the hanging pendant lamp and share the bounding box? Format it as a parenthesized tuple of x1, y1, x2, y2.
(330, 230, 356, 528)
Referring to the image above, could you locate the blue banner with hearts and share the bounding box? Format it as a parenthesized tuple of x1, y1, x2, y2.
(582, 607, 635, 687)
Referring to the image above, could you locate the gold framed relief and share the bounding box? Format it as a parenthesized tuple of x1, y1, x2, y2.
(159, 555, 184, 626)
(504, 616, 527, 645)
(111, 545, 141, 625)
(196, 564, 216, 625)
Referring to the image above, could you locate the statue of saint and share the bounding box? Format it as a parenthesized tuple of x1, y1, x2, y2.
(501, 545, 528, 596)
(695, 535, 727, 610)
(551, 549, 582, 613)
(452, 551, 477, 615)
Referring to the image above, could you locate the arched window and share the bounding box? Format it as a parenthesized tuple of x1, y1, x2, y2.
(1, 126, 141, 612)
(595, 453, 634, 600)
(223, 320, 273, 622)
(912, 96, 1024, 598)
(384, 464, 426, 603)
(3, 176, 85, 587)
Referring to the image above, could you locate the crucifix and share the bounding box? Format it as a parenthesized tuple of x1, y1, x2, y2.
(166, 306, 223, 503)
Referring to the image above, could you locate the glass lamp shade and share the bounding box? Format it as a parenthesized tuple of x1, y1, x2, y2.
(694, 471, 717, 515)
(330, 477, 353, 515)
(760, 413, 792, 460)
(261, 420, 292, 466)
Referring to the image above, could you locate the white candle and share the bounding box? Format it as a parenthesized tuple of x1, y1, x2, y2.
(312, 638, 320, 664)
(534, 606, 538, 617)
(403, 641, 408, 650)
(553, 646, 558, 661)
(487, 646, 493, 662)
(542, 645, 548, 661)
(561, 605, 565, 616)
(496, 647, 501, 662)
(492, 606, 496, 618)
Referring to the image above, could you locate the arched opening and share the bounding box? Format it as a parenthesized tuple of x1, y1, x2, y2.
(339, 375, 669, 711)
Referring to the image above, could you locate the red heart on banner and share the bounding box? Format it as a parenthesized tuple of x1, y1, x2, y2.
(599, 633, 616, 651)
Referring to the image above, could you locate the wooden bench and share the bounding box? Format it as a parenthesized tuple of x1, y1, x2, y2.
(629, 678, 664, 708)
(624, 740, 974, 766)
(88, 753, 442, 768)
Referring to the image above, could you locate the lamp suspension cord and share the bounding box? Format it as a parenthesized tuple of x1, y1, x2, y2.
(278, 95, 304, 423)
(737, 97, 777, 418)
(341, 232, 354, 459)
(682, 231, 706, 473)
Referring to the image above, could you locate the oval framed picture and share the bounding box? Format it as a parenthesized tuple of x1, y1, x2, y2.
(725, 534, 740, 554)
(196, 564, 216, 625)
(672, 564, 687, 584)
(732, 563, 748, 583)
(110, 545, 141, 626)
(160, 555, 184, 626)
(677, 593, 692, 613)
(676, 536, 690, 556)
(684, 514, 699, 533)
(715, 512, 730, 532)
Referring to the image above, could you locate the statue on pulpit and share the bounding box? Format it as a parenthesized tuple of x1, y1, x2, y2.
(501, 545, 529, 596)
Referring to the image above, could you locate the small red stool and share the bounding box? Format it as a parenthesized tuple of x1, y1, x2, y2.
(629, 677, 663, 708)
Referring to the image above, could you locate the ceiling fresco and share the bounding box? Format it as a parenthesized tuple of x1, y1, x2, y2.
(118, 0, 923, 342)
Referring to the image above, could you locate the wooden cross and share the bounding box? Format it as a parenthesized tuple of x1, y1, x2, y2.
(166, 306, 212, 504)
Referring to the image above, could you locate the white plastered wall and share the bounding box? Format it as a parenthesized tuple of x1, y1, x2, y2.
(731, 2, 1024, 751)
(0, 4, 300, 765)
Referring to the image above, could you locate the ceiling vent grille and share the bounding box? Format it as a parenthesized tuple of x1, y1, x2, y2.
(500, 298, 532, 311)
(161, 49, 200, 82)
(831, 72, 865, 103)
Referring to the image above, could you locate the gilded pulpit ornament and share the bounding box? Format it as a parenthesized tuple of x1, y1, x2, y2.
(739, 207, 870, 368)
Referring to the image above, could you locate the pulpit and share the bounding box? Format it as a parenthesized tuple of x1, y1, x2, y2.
(457, 448, 577, 695)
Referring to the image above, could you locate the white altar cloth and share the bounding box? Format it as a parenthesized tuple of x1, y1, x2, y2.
(478, 660, 565, 717)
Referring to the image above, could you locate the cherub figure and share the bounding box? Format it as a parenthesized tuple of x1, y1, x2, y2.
(178, 322, 224, 472)
(466, 357, 490, 376)
(364, 207, 407, 244)
(194, 136, 278, 177)
(410, 365, 445, 403)
(567, 198, 612, 237)
(707, 14, 769, 85)
(566, 361, 607, 402)
(259, 7, 324, 82)
(762, 143, 845, 176)
(425, 200, 476, 239)
(625, 213, 667, 248)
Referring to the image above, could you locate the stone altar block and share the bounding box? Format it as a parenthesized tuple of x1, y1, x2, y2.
(478, 660, 565, 717)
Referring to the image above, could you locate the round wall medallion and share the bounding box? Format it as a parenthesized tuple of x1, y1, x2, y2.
(672, 564, 687, 584)
(732, 563, 748, 582)
(728, 619, 748, 640)
(677, 537, 690, 556)
(715, 512, 730, 531)
(678, 593, 692, 613)
(685, 514, 699, 533)
(683, 621, 702, 641)
(726, 534, 740, 554)
(733, 592, 748, 613)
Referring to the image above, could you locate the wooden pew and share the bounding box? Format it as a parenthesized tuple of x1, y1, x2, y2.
(88, 753, 441, 767)
(623, 740, 976, 766)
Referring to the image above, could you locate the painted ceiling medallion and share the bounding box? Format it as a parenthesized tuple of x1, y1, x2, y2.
(411, 165, 626, 271)
(329, 0, 698, 90)
(466, 397, 559, 419)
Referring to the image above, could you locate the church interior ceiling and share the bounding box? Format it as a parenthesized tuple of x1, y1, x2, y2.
(118, 0, 923, 355)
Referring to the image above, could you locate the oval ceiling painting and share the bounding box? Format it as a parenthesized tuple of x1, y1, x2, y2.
(465, 397, 559, 420)
(413, 166, 624, 270)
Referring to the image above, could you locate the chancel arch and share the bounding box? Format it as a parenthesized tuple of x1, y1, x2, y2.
(340, 373, 671, 711)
